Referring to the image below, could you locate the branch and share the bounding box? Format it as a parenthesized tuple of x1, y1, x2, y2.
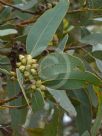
(0, 0, 102, 15)
(68, 8, 102, 14)
(0, 0, 37, 15)
(0, 92, 22, 106)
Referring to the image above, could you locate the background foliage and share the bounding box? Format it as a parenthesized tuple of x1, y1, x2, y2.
(0, 0, 102, 136)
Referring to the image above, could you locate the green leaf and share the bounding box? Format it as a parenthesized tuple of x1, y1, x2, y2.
(0, 29, 17, 36)
(16, 69, 31, 109)
(7, 80, 27, 136)
(80, 33, 102, 46)
(0, 7, 11, 23)
(91, 87, 102, 136)
(71, 89, 92, 135)
(44, 108, 60, 136)
(47, 88, 76, 116)
(39, 52, 85, 80)
(26, 0, 69, 57)
(81, 131, 90, 136)
(43, 71, 102, 90)
(92, 51, 102, 60)
(0, 67, 9, 75)
(56, 34, 68, 52)
(32, 90, 44, 112)
(15, 0, 37, 10)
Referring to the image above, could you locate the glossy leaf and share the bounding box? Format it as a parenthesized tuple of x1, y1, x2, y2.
(26, 0, 69, 57)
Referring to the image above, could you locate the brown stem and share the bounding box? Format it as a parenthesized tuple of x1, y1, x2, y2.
(0, 0, 37, 15)
(0, 92, 22, 106)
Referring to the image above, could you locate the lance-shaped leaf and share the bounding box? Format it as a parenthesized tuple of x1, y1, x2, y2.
(26, 0, 69, 57)
(43, 71, 102, 90)
(47, 88, 76, 116)
(32, 90, 45, 113)
(56, 34, 68, 52)
(39, 52, 85, 80)
(91, 86, 102, 136)
(0, 29, 17, 36)
(16, 69, 31, 109)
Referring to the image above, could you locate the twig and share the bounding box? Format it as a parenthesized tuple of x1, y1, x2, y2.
(0, 0, 102, 15)
(0, 0, 37, 15)
(68, 8, 102, 14)
(0, 92, 23, 106)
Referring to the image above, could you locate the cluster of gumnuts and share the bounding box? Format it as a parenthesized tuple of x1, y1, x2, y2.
(36, 1, 58, 13)
(10, 54, 46, 92)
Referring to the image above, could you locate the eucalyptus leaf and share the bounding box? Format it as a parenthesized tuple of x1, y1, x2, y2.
(26, 0, 69, 57)
(43, 71, 102, 90)
(16, 69, 31, 109)
(56, 34, 68, 52)
(47, 88, 76, 116)
(0, 29, 17, 36)
(39, 52, 85, 80)
(32, 90, 44, 113)
(81, 131, 90, 136)
(80, 33, 102, 46)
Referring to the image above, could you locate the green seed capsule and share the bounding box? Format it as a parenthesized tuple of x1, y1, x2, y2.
(19, 65, 25, 72)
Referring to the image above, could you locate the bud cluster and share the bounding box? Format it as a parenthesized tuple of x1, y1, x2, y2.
(16, 54, 46, 92)
(10, 71, 16, 80)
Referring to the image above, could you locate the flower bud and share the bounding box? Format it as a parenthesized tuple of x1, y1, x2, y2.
(24, 71, 30, 77)
(47, 3, 52, 9)
(10, 71, 16, 76)
(31, 85, 36, 90)
(21, 58, 26, 65)
(19, 55, 25, 61)
(36, 80, 42, 87)
(31, 64, 39, 69)
(31, 69, 37, 75)
(11, 76, 16, 81)
(19, 65, 25, 72)
(26, 55, 32, 60)
(25, 65, 31, 70)
(40, 85, 46, 90)
(32, 59, 37, 64)
(16, 62, 21, 67)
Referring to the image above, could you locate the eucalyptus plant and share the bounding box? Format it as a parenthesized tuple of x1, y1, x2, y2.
(0, 0, 102, 136)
